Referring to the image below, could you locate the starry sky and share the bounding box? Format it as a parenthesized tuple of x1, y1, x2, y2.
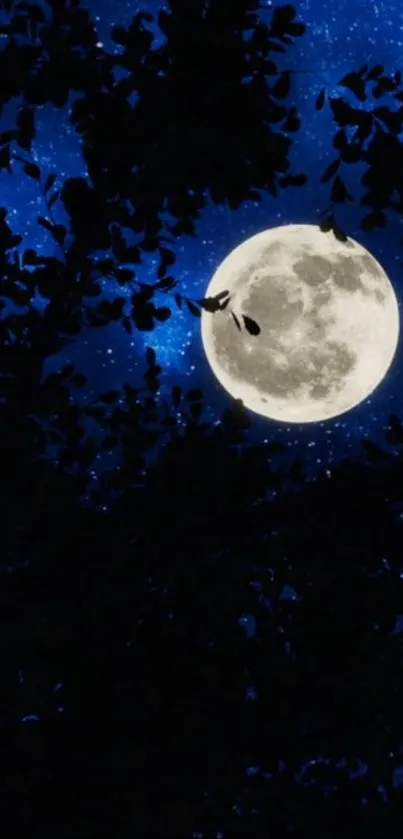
(3, 0, 403, 482)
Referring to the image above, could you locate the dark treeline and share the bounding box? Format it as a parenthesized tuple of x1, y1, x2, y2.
(2, 0, 403, 835)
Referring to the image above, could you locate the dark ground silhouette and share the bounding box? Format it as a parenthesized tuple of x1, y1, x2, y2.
(2, 0, 403, 836)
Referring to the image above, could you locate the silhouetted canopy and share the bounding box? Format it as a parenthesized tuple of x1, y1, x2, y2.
(2, 1, 403, 836)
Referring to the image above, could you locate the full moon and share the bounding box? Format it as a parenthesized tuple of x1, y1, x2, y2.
(201, 224, 400, 423)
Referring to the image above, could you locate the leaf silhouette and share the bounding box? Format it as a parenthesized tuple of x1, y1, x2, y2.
(372, 77, 396, 98)
(99, 390, 119, 404)
(374, 210, 386, 228)
(337, 72, 367, 102)
(340, 145, 361, 164)
(316, 87, 326, 111)
(157, 276, 177, 291)
(71, 373, 87, 387)
(319, 214, 334, 233)
(0, 145, 10, 171)
(332, 128, 348, 152)
(190, 402, 203, 422)
(372, 106, 403, 134)
(52, 225, 66, 246)
(218, 296, 231, 311)
(322, 157, 343, 186)
(185, 388, 203, 402)
(154, 306, 171, 322)
(48, 189, 60, 209)
(123, 384, 138, 403)
(360, 212, 378, 232)
(37, 215, 53, 233)
(111, 24, 128, 45)
(16, 107, 35, 152)
(272, 71, 291, 100)
(116, 268, 135, 286)
(22, 248, 38, 265)
(186, 299, 201, 318)
(330, 175, 353, 203)
(171, 385, 181, 408)
(23, 162, 40, 181)
(282, 106, 301, 132)
(44, 173, 57, 193)
(386, 413, 403, 445)
(198, 297, 221, 313)
(333, 223, 348, 242)
(146, 347, 156, 366)
(242, 315, 261, 336)
(159, 247, 175, 266)
(329, 97, 358, 126)
(157, 246, 176, 278)
(279, 172, 307, 188)
(361, 439, 389, 465)
(366, 64, 384, 81)
(232, 312, 241, 331)
(122, 317, 132, 334)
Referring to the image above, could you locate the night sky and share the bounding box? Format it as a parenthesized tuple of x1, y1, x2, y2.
(5, 1, 403, 814)
(3, 0, 403, 484)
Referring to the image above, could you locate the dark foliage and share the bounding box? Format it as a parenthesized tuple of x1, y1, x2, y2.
(2, 1, 403, 837)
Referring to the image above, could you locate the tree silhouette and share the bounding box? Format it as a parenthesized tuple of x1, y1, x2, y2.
(2, 1, 403, 837)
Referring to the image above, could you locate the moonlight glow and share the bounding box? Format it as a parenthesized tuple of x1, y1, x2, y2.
(201, 224, 400, 424)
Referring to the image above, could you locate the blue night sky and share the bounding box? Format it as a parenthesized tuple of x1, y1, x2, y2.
(3, 0, 403, 482)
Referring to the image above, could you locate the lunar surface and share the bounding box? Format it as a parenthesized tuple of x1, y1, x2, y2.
(201, 224, 400, 423)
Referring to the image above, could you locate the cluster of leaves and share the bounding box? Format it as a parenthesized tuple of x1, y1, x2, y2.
(3, 1, 403, 837)
(0, 0, 311, 338)
(315, 63, 403, 240)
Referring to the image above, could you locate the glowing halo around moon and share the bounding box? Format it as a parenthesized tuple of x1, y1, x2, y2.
(201, 224, 400, 424)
